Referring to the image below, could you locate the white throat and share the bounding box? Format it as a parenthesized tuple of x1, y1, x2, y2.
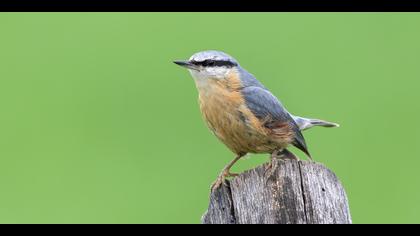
(189, 66, 235, 89)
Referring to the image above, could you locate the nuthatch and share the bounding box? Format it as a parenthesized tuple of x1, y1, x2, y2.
(174, 50, 339, 191)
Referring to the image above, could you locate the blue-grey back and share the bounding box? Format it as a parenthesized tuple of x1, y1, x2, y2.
(241, 86, 290, 123)
(237, 67, 266, 89)
(241, 85, 309, 156)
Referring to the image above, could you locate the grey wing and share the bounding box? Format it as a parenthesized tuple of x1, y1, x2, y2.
(241, 86, 311, 158)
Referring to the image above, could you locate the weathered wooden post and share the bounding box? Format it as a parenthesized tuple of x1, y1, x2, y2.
(202, 159, 351, 224)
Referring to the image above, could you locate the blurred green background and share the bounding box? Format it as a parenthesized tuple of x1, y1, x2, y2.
(0, 13, 419, 224)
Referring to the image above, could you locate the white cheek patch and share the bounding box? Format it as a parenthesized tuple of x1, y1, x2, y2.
(189, 66, 234, 90)
(207, 67, 230, 79)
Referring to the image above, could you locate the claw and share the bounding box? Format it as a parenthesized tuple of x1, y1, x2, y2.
(211, 170, 239, 192)
(210, 154, 244, 192)
(264, 157, 278, 177)
(210, 178, 224, 192)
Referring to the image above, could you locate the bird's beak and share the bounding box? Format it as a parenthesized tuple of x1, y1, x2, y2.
(173, 60, 199, 71)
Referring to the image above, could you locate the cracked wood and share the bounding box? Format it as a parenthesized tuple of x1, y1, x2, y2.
(201, 159, 352, 224)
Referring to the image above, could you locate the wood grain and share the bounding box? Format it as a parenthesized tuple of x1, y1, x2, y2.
(202, 159, 352, 224)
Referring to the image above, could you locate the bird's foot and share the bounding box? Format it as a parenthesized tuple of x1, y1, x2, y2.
(264, 156, 279, 177)
(279, 149, 299, 161)
(265, 149, 299, 177)
(211, 170, 238, 192)
(210, 154, 244, 192)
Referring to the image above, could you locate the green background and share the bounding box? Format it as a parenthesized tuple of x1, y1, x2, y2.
(0, 13, 419, 224)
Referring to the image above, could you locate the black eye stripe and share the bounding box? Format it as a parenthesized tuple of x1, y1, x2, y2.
(191, 59, 237, 67)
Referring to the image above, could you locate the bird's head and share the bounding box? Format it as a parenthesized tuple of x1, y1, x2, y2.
(174, 50, 240, 87)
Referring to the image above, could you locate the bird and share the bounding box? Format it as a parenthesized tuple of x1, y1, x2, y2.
(174, 50, 339, 191)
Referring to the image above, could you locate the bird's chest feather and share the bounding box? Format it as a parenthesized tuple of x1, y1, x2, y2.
(197, 78, 270, 153)
(199, 84, 245, 137)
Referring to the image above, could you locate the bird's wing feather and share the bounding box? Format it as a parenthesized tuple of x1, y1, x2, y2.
(241, 86, 290, 122)
(241, 86, 311, 158)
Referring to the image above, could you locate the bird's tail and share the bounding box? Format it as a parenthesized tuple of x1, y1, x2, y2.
(292, 115, 340, 131)
(306, 118, 339, 128)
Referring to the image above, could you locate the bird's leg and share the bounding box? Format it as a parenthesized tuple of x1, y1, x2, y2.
(211, 154, 244, 192)
(265, 149, 299, 176)
(265, 149, 283, 174)
(277, 149, 299, 161)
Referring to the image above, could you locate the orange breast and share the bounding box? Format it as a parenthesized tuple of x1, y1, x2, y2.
(196, 72, 284, 155)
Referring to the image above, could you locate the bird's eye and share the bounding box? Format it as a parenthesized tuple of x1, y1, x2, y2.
(202, 60, 215, 67)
